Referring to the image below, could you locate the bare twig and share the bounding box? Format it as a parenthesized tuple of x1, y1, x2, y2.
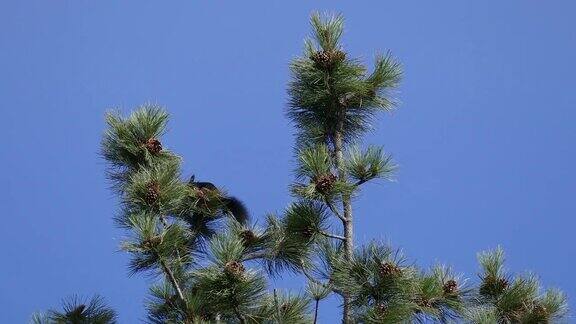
(159, 259, 186, 302)
(241, 251, 269, 262)
(157, 215, 186, 303)
(300, 262, 343, 296)
(325, 199, 346, 222)
(319, 230, 345, 241)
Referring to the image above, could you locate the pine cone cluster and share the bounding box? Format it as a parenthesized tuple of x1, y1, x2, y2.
(532, 304, 548, 318)
(145, 138, 162, 155)
(240, 229, 257, 246)
(443, 279, 458, 295)
(310, 50, 346, 70)
(379, 262, 402, 278)
(224, 261, 245, 277)
(199, 312, 214, 321)
(142, 235, 162, 249)
(375, 302, 387, 315)
(313, 173, 337, 194)
(417, 297, 432, 308)
(479, 276, 509, 297)
(301, 226, 315, 239)
(145, 181, 161, 206)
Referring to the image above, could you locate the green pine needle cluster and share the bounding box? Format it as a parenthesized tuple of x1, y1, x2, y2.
(466, 247, 568, 323)
(288, 13, 401, 147)
(32, 296, 117, 324)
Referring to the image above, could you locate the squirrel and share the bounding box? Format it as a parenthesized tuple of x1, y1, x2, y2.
(188, 175, 249, 224)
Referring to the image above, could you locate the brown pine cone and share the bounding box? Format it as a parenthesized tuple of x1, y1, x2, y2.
(479, 276, 509, 297)
(224, 261, 245, 277)
(145, 181, 160, 206)
(145, 138, 162, 155)
(310, 50, 346, 70)
(240, 230, 257, 246)
(375, 302, 387, 315)
(142, 235, 163, 249)
(443, 279, 458, 295)
(301, 226, 315, 238)
(379, 262, 401, 278)
(314, 173, 337, 194)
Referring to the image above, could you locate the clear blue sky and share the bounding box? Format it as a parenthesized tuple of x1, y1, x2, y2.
(1, 1, 575, 322)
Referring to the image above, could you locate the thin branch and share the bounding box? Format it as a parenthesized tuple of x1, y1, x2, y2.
(159, 259, 186, 302)
(313, 299, 320, 324)
(233, 305, 246, 324)
(241, 251, 269, 262)
(157, 215, 186, 303)
(324, 199, 346, 222)
(273, 289, 281, 320)
(354, 179, 368, 187)
(300, 262, 343, 296)
(319, 230, 345, 241)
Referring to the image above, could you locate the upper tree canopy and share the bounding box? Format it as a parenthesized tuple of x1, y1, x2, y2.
(288, 13, 402, 147)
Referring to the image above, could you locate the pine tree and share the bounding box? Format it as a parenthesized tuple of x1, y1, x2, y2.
(31, 12, 568, 324)
(285, 13, 402, 321)
(98, 105, 313, 323)
(31, 296, 117, 324)
(283, 13, 567, 323)
(466, 247, 568, 323)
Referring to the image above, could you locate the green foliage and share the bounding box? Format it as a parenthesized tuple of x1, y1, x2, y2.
(121, 215, 191, 275)
(174, 185, 234, 250)
(36, 13, 569, 324)
(260, 213, 316, 275)
(146, 282, 213, 323)
(463, 305, 500, 324)
(100, 105, 317, 322)
(291, 145, 355, 202)
(288, 13, 401, 146)
(295, 145, 333, 180)
(101, 104, 179, 190)
(123, 159, 187, 216)
(32, 296, 116, 324)
(306, 281, 331, 301)
(229, 220, 269, 260)
(105, 104, 333, 323)
(346, 145, 396, 185)
(283, 201, 330, 242)
(474, 247, 568, 323)
(327, 242, 469, 323)
(247, 291, 312, 324)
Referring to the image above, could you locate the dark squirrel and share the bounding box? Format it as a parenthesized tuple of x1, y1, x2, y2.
(188, 175, 249, 224)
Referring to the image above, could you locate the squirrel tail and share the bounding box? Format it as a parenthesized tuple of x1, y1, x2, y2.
(224, 196, 250, 224)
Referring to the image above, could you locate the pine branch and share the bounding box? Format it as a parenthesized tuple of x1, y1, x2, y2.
(233, 305, 246, 324)
(301, 261, 343, 297)
(324, 199, 346, 222)
(241, 251, 269, 262)
(155, 212, 187, 304)
(319, 230, 345, 241)
(159, 259, 186, 303)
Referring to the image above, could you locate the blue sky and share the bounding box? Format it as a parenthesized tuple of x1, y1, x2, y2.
(1, 1, 575, 322)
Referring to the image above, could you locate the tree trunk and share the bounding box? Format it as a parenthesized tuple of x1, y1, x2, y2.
(333, 128, 354, 323)
(314, 299, 320, 324)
